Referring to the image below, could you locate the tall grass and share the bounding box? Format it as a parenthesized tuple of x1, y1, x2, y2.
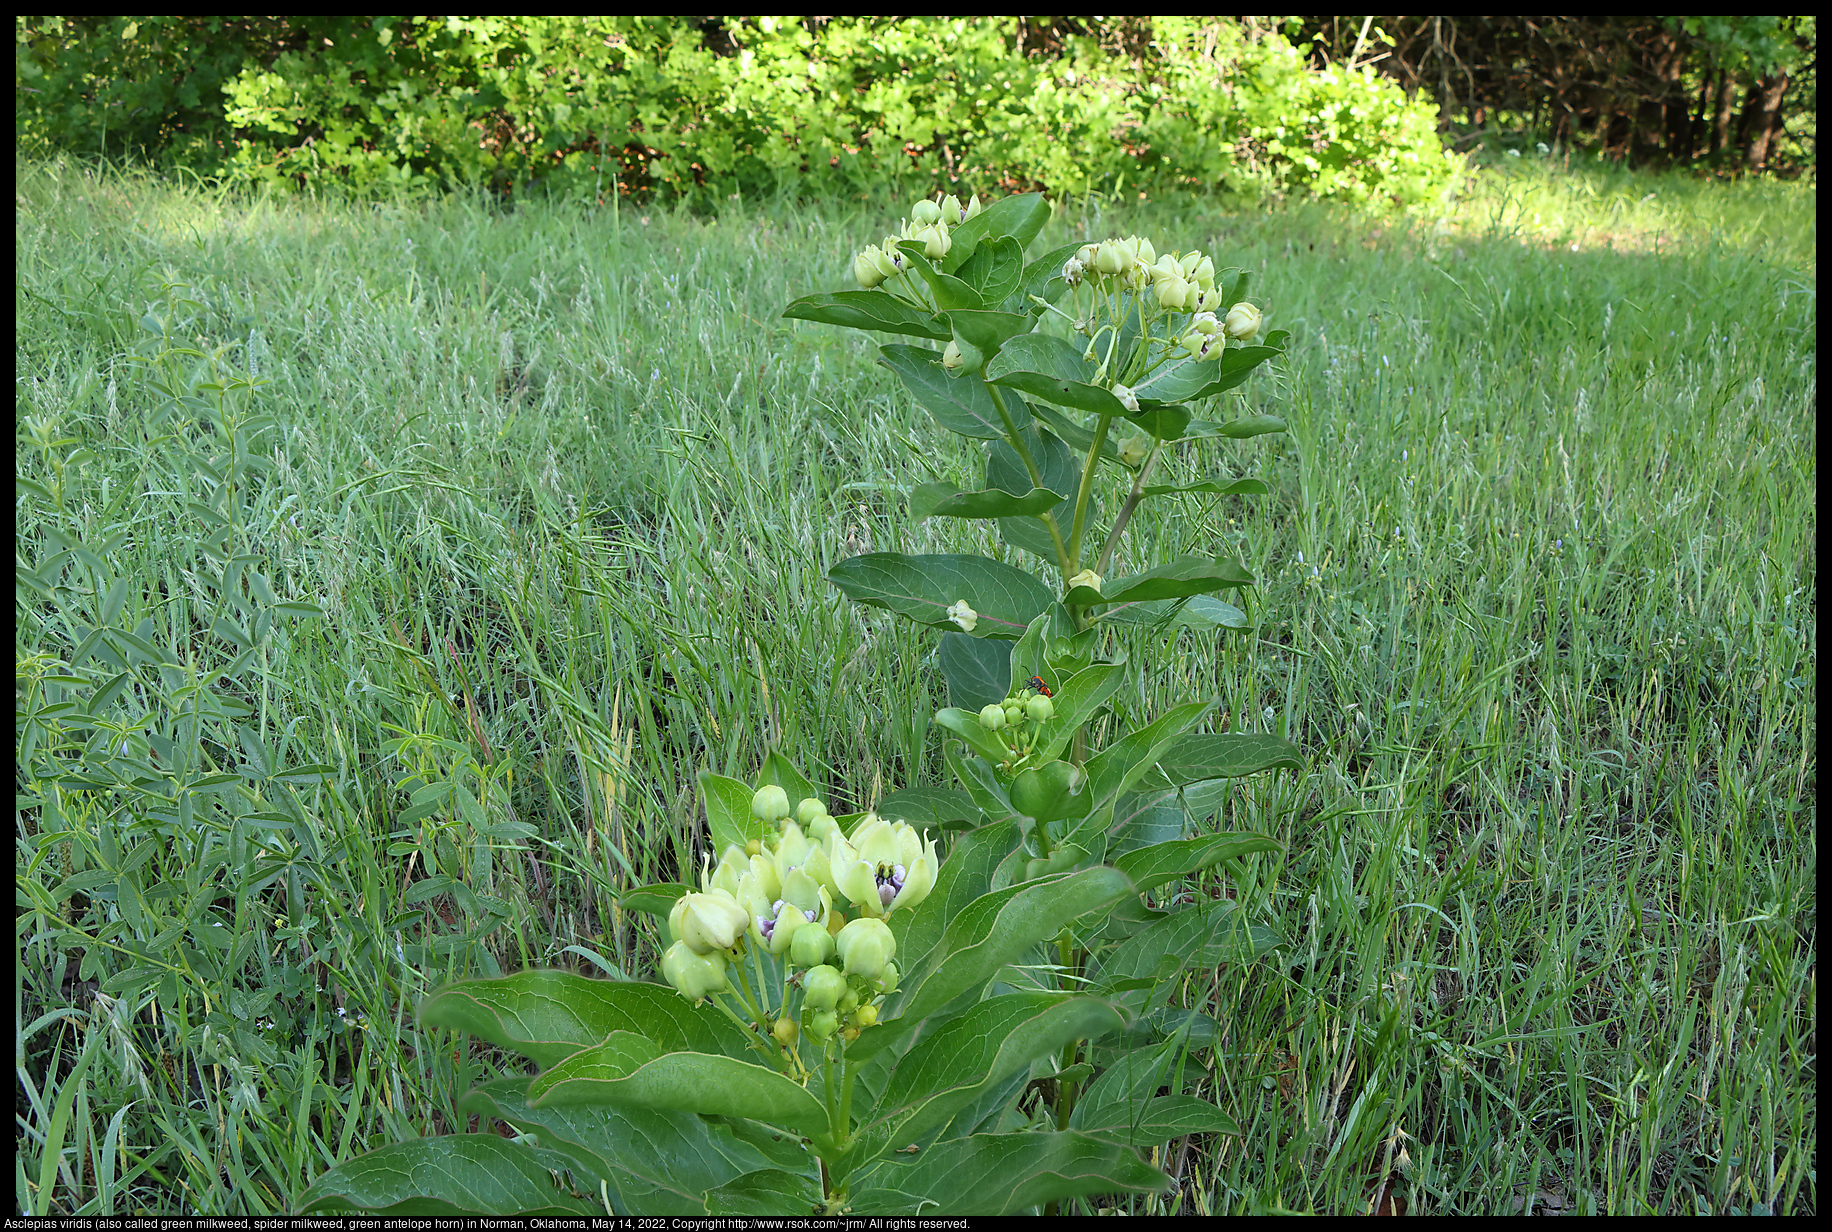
(15, 151, 1815, 1216)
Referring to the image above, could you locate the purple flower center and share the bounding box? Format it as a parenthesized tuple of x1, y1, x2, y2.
(876, 863, 907, 908)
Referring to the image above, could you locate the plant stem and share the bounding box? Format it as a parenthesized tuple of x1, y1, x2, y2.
(1095, 440, 1167, 580)
(987, 382, 1072, 569)
(1068, 412, 1118, 573)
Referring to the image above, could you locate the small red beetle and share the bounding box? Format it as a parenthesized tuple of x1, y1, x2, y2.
(1026, 675, 1053, 698)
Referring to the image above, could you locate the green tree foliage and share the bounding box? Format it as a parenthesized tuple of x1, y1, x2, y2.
(15, 16, 1461, 207)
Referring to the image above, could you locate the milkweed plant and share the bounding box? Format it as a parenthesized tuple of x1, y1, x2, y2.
(300, 192, 1303, 1216)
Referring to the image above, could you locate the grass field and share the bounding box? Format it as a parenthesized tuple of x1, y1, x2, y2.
(15, 149, 1816, 1216)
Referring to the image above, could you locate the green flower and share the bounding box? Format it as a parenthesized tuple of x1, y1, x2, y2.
(836, 916, 896, 981)
(661, 940, 729, 1001)
(670, 889, 750, 955)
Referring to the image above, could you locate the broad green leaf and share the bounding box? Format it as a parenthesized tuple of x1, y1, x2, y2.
(1088, 899, 1282, 993)
(1129, 403, 1192, 442)
(699, 771, 766, 857)
(460, 1076, 808, 1217)
(885, 819, 1023, 1017)
(897, 241, 985, 311)
(417, 971, 745, 1069)
(756, 752, 818, 813)
(854, 1129, 1169, 1215)
(703, 1169, 824, 1216)
(1146, 733, 1305, 784)
(949, 239, 1026, 307)
(1078, 1094, 1241, 1146)
(828, 553, 1053, 639)
(944, 308, 1034, 358)
(893, 866, 1134, 1025)
(782, 290, 949, 340)
(1111, 833, 1283, 895)
(874, 783, 981, 833)
(617, 883, 690, 917)
(937, 631, 1011, 712)
(296, 1135, 598, 1215)
(527, 1032, 831, 1137)
(872, 993, 1127, 1146)
(1007, 760, 1089, 828)
(1025, 402, 1121, 463)
(1133, 342, 1284, 404)
(987, 334, 1131, 418)
(1140, 477, 1271, 497)
(911, 481, 1069, 520)
(1183, 412, 1290, 440)
(879, 345, 1008, 440)
(1100, 556, 1255, 605)
(1007, 241, 1084, 315)
(934, 706, 1014, 766)
(1068, 703, 1211, 855)
(941, 746, 1021, 831)
(1097, 594, 1251, 632)
(1031, 661, 1127, 764)
(941, 193, 1051, 274)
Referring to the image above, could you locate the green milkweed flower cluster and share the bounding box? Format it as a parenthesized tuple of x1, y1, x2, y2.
(853, 193, 986, 291)
(662, 786, 939, 1048)
(976, 678, 1057, 768)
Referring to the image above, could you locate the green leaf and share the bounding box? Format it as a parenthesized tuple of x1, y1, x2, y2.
(1069, 1037, 1239, 1145)
(527, 1031, 831, 1136)
(703, 1169, 823, 1216)
(617, 883, 690, 917)
(937, 631, 1010, 713)
(828, 553, 1054, 639)
(949, 238, 1026, 306)
(897, 242, 985, 311)
(893, 866, 1134, 1026)
(1133, 342, 1284, 404)
(1030, 661, 1128, 764)
(460, 1076, 807, 1217)
(1099, 556, 1256, 605)
(756, 751, 818, 812)
(878, 346, 1008, 440)
(1007, 760, 1089, 828)
(987, 334, 1131, 418)
(1148, 733, 1306, 784)
(1077, 1094, 1240, 1147)
(417, 972, 745, 1069)
(1111, 833, 1283, 895)
(1127, 402, 1192, 442)
(912, 481, 1069, 521)
(1184, 412, 1290, 440)
(1098, 595, 1251, 631)
(1088, 899, 1282, 993)
(884, 819, 1022, 1022)
(1025, 402, 1121, 463)
(1008, 242, 1085, 314)
(854, 1129, 1168, 1215)
(874, 783, 981, 833)
(944, 308, 1035, 357)
(941, 193, 1052, 274)
(872, 993, 1127, 1146)
(1140, 477, 1271, 497)
(699, 771, 766, 857)
(1070, 703, 1211, 854)
(297, 1135, 599, 1215)
(782, 290, 949, 340)
(933, 706, 1015, 766)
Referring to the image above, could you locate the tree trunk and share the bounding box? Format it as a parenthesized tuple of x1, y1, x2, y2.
(1741, 71, 1790, 171)
(1710, 68, 1736, 158)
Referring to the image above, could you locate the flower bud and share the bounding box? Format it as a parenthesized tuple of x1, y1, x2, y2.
(804, 1007, 839, 1041)
(918, 224, 952, 260)
(1062, 256, 1086, 286)
(1134, 237, 1156, 267)
(789, 917, 836, 967)
(1110, 384, 1140, 414)
(1192, 255, 1215, 287)
(941, 193, 965, 226)
(942, 340, 965, 373)
(965, 194, 983, 219)
(1224, 302, 1263, 342)
(1155, 274, 1189, 309)
(911, 198, 942, 226)
(1118, 435, 1148, 467)
(1192, 286, 1222, 314)
(674, 889, 750, 955)
(854, 247, 886, 289)
(772, 1016, 799, 1046)
(796, 797, 828, 825)
(874, 961, 899, 995)
(802, 964, 847, 1011)
(1026, 694, 1055, 723)
(854, 1003, 879, 1028)
(752, 785, 791, 823)
(662, 940, 729, 1000)
(979, 702, 1007, 731)
(836, 916, 896, 980)
(1067, 568, 1102, 594)
(1179, 250, 1203, 279)
(1004, 701, 1025, 726)
(946, 599, 978, 631)
(1093, 241, 1126, 278)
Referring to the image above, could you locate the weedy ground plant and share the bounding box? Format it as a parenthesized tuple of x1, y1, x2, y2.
(299, 193, 1303, 1215)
